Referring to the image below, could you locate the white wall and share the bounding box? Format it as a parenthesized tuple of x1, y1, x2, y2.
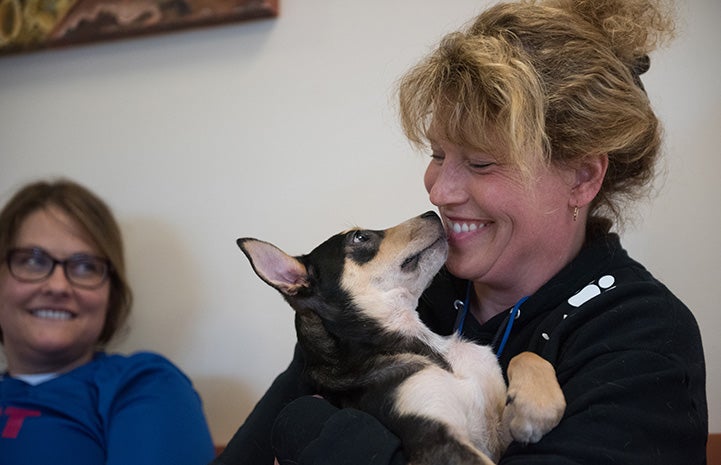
(1, 0, 719, 445)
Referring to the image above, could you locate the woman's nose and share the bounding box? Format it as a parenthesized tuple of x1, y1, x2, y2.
(425, 162, 466, 206)
(43, 265, 71, 292)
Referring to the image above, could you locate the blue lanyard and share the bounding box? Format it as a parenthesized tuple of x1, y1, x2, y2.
(453, 281, 473, 334)
(454, 281, 528, 358)
(495, 295, 528, 358)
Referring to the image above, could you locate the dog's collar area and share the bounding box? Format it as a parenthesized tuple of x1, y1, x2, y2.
(453, 280, 528, 358)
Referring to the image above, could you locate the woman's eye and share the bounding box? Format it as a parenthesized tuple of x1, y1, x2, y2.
(401, 253, 420, 270)
(469, 161, 495, 171)
(429, 152, 444, 163)
(23, 254, 49, 269)
(72, 260, 98, 275)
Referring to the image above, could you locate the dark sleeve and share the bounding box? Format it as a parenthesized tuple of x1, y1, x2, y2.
(272, 396, 406, 465)
(211, 344, 314, 465)
(500, 286, 708, 465)
(212, 345, 407, 465)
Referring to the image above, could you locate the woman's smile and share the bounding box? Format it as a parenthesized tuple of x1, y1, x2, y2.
(443, 216, 492, 243)
(29, 308, 76, 321)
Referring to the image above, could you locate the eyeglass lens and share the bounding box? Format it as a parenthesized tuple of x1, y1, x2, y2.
(7, 248, 109, 288)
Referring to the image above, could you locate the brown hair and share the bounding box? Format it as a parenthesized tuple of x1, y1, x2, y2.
(398, 0, 676, 230)
(0, 179, 132, 345)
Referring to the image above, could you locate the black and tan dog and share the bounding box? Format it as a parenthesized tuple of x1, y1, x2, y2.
(237, 211, 565, 465)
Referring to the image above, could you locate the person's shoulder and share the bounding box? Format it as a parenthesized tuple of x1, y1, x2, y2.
(557, 254, 701, 360)
(89, 351, 194, 388)
(568, 253, 692, 330)
(606, 244, 692, 320)
(101, 350, 178, 367)
(583, 232, 690, 312)
(544, 232, 700, 350)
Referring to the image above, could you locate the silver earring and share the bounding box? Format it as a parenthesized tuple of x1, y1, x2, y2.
(573, 206, 579, 222)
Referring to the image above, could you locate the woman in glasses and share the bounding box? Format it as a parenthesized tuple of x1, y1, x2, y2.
(0, 179, 215, 465)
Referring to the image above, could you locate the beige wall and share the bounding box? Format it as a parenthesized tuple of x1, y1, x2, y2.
(1, 0, 719, 445)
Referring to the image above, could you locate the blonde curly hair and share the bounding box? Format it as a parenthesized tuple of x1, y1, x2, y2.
(398, 0, 676, 230)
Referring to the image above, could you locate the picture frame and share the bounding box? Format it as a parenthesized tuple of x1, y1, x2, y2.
(0, 0, 278, 56)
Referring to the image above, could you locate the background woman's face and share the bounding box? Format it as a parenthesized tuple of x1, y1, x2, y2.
(0, 207, 110, 373)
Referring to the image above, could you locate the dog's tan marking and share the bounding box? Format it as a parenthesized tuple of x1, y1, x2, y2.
(504, 352, 566, 443)
(340, 216, 447, 346)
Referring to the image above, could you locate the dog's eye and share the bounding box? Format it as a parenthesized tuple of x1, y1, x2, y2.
(352, 230, 370, 244)
(401, 253, 420, 271)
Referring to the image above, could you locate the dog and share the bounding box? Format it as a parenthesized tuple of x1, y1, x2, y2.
(237, 211, 565, 465)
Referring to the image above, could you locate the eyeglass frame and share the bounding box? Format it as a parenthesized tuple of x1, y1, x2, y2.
(4, 247, 112, 290)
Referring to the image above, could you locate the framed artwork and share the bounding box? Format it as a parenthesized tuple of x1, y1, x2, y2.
(0, 0, 278, 55)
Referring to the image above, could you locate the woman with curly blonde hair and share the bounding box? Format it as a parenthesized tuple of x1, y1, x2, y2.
(214, 1, 708, 463)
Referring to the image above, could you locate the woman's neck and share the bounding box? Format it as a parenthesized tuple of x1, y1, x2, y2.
(5, 349, 95, 377)
(469, 286, 524, 325)
(469, 227, 587, 324)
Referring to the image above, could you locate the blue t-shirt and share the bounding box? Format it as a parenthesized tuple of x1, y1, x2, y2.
(0, 351, 215, 465)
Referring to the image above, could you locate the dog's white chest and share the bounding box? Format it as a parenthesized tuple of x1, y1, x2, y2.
(393, 337, 508, 459)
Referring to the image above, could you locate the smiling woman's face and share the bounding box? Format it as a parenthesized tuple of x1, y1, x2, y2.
(423, 138, 581, 294)
(0, 206, 110, 375)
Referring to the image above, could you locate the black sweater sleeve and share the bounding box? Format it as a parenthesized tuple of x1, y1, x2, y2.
(210, 344, 313, 465)
(272, 396, 406, 465)
(210, 345, 406, 465)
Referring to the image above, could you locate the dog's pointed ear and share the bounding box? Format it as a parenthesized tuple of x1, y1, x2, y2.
(237, 238, 309, 296)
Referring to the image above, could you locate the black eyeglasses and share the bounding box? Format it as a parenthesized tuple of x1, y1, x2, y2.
(6, 247, 111, 289)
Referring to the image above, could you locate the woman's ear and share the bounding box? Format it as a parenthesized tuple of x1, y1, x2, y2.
(570, 153, 608, 208)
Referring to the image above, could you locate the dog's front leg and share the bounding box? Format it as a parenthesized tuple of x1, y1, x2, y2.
(503, 351, 566, 444)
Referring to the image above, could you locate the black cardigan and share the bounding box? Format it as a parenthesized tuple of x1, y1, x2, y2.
(212, 233, 708, 465)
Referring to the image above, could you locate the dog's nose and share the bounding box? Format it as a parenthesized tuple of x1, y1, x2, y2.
(421, 211, 439, 219)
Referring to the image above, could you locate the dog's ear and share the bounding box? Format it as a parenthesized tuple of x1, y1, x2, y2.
(237, 238, 310, 296)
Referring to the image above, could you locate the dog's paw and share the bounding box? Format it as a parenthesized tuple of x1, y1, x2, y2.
(503, 354, 566, 444)
(503, 391, 563, 443)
